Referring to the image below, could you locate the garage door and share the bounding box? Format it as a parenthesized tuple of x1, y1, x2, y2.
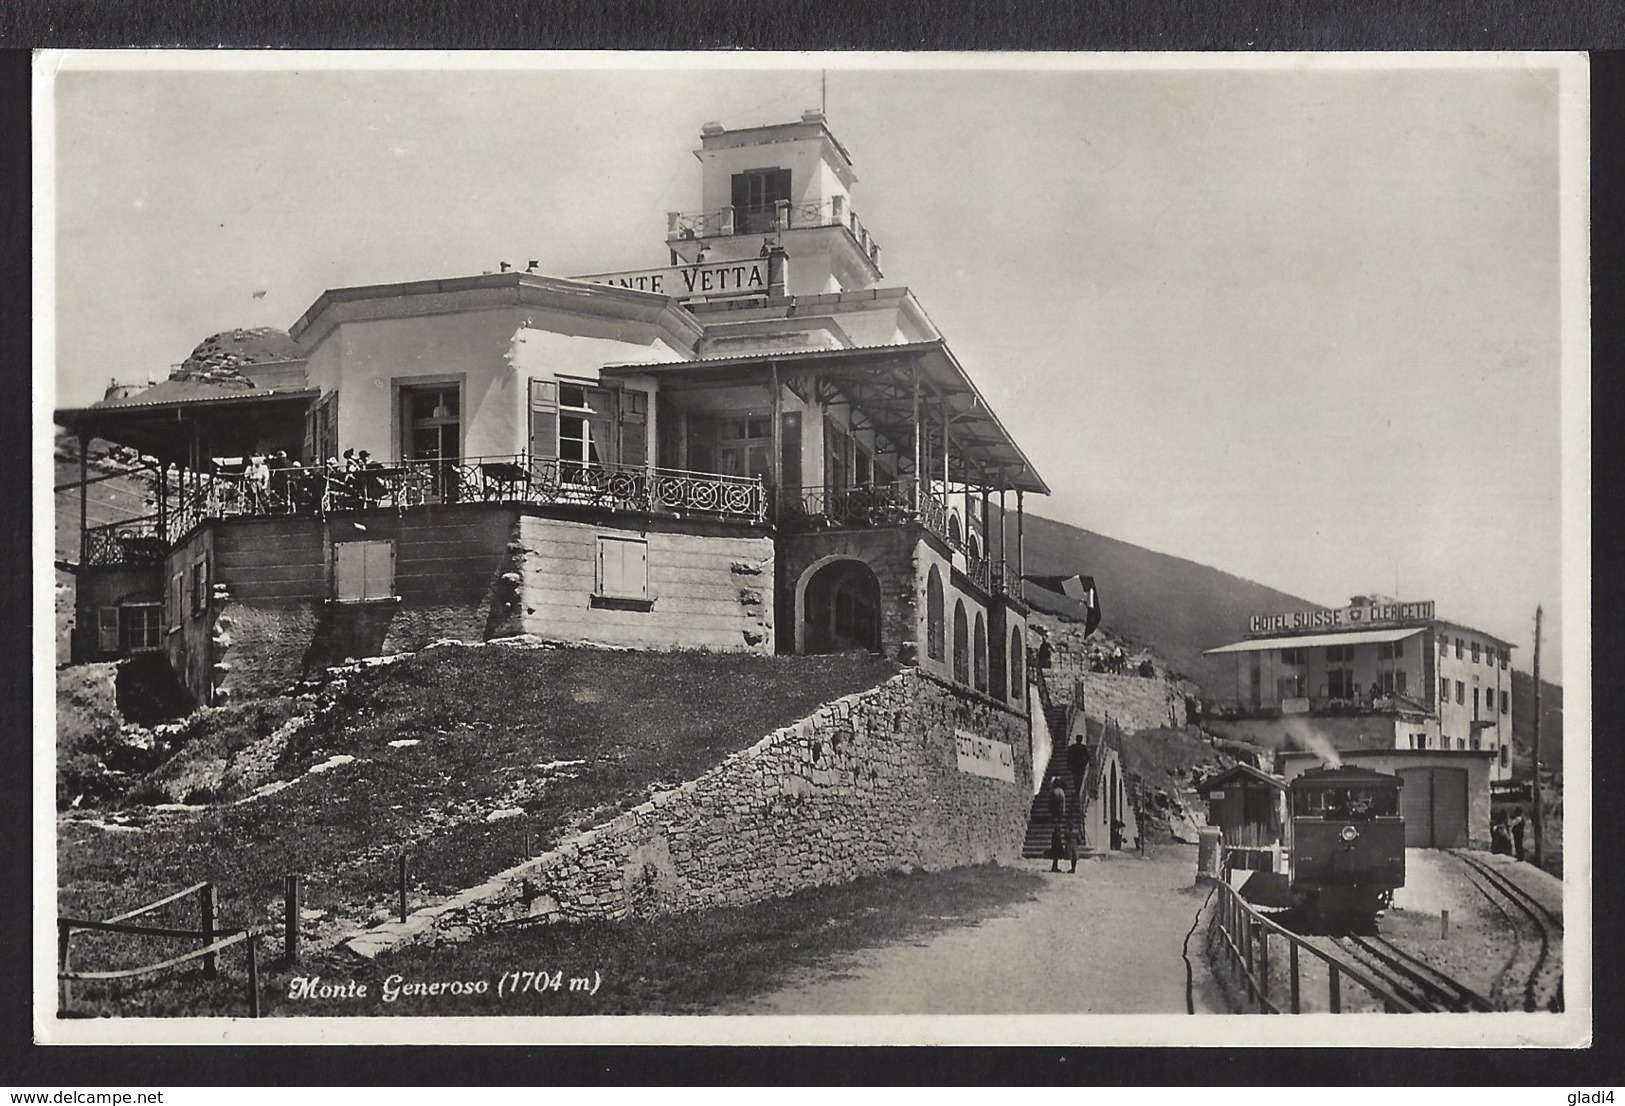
(1397, 767, 1469, 848)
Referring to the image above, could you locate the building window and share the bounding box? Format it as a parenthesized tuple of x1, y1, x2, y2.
(96, 607, 120, 653)
(952, 600, 969, 684)
(732, 167, 792, 234)
(1455, 637, 1463, 659)
(1439, 677, 1450, 705)
(1439, 634, 1447, 654)
(1455, 680, 1465, 705)
(1379, 670, 1407, 696)
(402, 384, 461, 465)
(1457, 738, 1465, 750)
(1500, 648, 1509, 669)
(973, 612, 988, 693)
(1010, 627, 1024, 698)
(719, 415, 772, 482)
(1378, 639, 1405, 660)
(334, 540, 395, 601)
(1500, 745, 1510, 768)
(119, 604, 163, 652)
(558, 383, 616, 474)
(1501, 692, 1509, 715)
(1471, 641, 1481, 664)
(1484, 688, 1494, 712)
(1325, 643, 1355, 664)
(1277, 674, 1307, 699)
(926, 567, 945, 662)
(190, 557, 209, 616)
(595, 536, 649, 601)
(1280, 647, 1305, 665)
(1326, 668, 1355, 698)
(1472, 686, 1480, 720)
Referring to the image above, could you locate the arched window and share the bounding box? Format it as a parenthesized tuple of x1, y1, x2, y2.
(1010, 627, 1025, 700)
(947, 513, 962, 549)
(967, 531, 981, 561)
(973, 612, 988, 693)
(926, 566, 945, 662)
(953, 600, 969, 684)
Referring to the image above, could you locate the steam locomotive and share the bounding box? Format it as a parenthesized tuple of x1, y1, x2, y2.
(1287, 765, 1406, 929)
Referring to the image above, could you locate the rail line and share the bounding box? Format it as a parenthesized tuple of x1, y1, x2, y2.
(1338, 934, 1495, 1013)
(1451, 850, 1563, 1012)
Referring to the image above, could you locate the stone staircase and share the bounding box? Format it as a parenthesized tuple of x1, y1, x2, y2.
(1021, 745, 1081, 859)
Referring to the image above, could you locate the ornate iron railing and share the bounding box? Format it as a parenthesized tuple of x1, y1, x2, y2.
(84, 456, 766, 563)
(83, 516, 169, 568)
(666, 199, 882, 267)
(964, 551, 991, 594)
(774, 479, 953, 546)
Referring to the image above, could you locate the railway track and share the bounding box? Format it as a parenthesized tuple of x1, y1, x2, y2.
(1337, 934, 1495, 1013)
(1451, 850, 1563, 1012)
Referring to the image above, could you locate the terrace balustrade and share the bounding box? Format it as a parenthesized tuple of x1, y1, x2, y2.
(82, 456, 767, 565)
(666, 199, 882, 269)
(82, 460, 1024, 603)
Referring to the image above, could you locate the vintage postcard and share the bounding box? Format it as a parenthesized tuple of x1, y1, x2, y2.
(33, 51, 1591, 1046)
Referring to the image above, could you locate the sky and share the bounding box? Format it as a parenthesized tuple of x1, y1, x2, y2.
(42, 55, 1582, 678)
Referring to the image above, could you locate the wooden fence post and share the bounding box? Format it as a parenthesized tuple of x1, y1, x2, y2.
(398, 851, 409, 923)
(199, 883, 218, 980)
(1328, 963, 1342, 1014)
(1289, 941, 1301, 1014)
(284, 874, 301, 965)
(57, 922, 73, 1014)
(245, 933, 261, 1018)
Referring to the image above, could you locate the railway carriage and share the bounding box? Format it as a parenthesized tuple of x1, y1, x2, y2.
(1288, 765, 1406, 926)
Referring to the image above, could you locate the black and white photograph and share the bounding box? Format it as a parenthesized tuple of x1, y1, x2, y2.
(34, 52, 1590, 1046)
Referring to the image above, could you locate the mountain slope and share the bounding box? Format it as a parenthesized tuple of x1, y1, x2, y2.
(1005, 509, 1317, 691)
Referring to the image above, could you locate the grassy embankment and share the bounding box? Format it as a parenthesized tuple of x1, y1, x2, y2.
(58, 644, 903, 1015)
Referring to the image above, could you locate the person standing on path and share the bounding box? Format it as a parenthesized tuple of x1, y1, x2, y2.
(1048, 780, 1068, 872)
(1510, 808, 1527, 861)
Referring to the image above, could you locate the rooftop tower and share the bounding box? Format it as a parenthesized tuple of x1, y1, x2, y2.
(667, 110, 885, 296)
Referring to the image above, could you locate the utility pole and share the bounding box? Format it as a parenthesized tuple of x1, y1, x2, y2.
(1531, 604, 1544, 868)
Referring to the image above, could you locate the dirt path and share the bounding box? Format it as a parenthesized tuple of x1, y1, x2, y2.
(730, 844, 1227, 1015)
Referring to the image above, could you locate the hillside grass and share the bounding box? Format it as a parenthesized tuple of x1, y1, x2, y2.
(57, 644, 899, 970)
(59, 863, 1044, 1018)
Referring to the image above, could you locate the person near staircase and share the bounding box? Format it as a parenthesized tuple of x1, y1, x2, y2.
(1048, 780, 1068, 872)
(1067, 734, 1089, 804)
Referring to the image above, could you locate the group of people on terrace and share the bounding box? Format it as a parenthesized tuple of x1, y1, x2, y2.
(225, 447, 423, 515)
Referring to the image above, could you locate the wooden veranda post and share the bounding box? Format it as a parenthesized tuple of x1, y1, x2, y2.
(911, 361, 922, 511)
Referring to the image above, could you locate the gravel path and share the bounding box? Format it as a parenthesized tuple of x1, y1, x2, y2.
(730, 844, 1227, 1015)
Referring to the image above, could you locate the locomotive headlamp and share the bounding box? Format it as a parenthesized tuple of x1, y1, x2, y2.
(1340, 825, 1360, 842)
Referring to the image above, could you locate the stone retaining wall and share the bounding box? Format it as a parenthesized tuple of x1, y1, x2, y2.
(1045, 670, 1188, 734)
(352, 668, 1032, 953)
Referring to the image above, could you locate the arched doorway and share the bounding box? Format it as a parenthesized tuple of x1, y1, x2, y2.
(798, 558, 882, 655)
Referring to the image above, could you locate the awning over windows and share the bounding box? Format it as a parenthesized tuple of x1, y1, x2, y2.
(1205, 626, 1426, 655)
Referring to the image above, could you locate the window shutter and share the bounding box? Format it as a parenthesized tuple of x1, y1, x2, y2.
(619, 390, 648, 468)
(335, 543, 365, 600)
(772, 168, 792, 205)
(731, 172, 749, 212)
(321, 393, 339, 462)
(529, 379, 558, 462)
(304, 402, 318, 465)
(627, 540, 647, 598)
(97, 607, 120, 653)
(364, 540, 394, 599)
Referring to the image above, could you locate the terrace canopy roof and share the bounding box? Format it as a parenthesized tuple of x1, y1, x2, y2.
(601, 340, 1049, 494)
(1204, 627, 1426, 655)
(55, 384, 318, 468)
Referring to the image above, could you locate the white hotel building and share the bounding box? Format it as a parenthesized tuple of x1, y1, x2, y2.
(1204, 596, 1515, 781)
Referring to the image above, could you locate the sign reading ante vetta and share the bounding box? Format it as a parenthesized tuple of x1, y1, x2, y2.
(572, 257, 771, 298)
(1247, 599, 1436, 636)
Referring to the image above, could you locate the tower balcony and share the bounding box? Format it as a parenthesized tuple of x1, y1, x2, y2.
(667, 198, 882, 274)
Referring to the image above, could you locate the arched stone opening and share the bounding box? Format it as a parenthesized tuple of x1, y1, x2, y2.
(797, 557, 882, 655)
